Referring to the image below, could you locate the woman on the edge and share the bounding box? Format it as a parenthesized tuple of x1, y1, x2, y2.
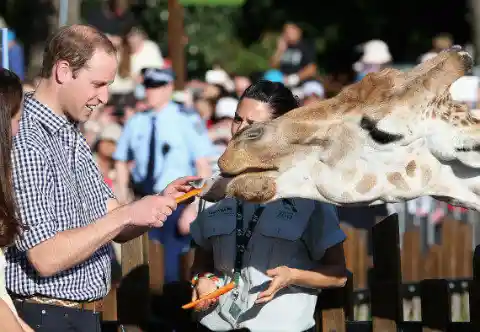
(0, 69, 33, 331)
(189, 80, 348, 332)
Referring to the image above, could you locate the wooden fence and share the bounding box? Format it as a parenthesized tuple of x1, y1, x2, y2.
(100, 213, 480, 332)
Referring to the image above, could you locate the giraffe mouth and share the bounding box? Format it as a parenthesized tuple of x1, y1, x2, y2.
(220, 166, 279, 178)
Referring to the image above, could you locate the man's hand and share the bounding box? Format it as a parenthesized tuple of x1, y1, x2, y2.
(192, 277, 219, 311)
(255, 266, 294, 304)
(126, 195, 177, 228)
(163, 175, 203, 199)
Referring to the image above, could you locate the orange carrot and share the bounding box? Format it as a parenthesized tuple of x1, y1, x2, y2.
(175, 187, 204, 204)
(182, 282, 235, 310)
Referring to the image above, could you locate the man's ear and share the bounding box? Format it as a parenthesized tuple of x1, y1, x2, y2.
(54, 60, 73, 84)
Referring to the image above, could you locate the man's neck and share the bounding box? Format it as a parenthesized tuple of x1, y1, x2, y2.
(152, 101, 171, 112)
(33, 79, 65, 118)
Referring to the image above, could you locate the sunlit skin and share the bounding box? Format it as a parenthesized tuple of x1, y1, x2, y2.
(145, 83, 174, 109)
(283, 23, 302, 45)
(234, 76, 251, 97)
(231, 97, 274, 136)
(11, 104, 22, 137)
(56, 50, 117, 123)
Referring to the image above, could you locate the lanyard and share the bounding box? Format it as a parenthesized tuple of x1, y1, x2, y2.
(233, 200, 265, 285)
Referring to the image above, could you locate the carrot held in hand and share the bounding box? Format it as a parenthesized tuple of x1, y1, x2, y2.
(182, 282, 235, 310)
(175, 186, 204, 204)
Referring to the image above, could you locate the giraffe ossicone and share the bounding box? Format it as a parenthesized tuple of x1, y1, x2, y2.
(201, 47, 480, 211)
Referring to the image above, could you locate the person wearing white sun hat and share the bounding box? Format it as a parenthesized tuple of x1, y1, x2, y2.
(353, 39, 393, 82)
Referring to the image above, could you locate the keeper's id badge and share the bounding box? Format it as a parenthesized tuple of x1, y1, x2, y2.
(228, 301, 242, 320)
(222, 290, 246, 323)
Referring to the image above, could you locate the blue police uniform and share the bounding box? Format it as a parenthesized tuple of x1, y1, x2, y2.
(114, 102, 213, 192)
(113, 68, 215, 282)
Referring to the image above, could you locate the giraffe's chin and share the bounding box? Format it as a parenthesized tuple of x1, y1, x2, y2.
(225, 172, 277, 203)
(199, 171, 278, 203)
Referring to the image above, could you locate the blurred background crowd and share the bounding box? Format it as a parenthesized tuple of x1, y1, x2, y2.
(2, 0, 480, 300)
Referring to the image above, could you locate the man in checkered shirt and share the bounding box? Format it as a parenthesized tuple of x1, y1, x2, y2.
(5, 25, 199, 332)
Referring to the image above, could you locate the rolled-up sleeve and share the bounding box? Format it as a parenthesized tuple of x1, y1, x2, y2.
(302, 203, 346, 261)
(13, 148, 57, 251)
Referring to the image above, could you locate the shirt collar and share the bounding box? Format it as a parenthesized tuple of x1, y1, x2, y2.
(24, 92, 78, 134)
(150, 101, 179, 116)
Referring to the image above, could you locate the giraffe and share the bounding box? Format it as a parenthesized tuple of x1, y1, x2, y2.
(200, 46, 480, 211)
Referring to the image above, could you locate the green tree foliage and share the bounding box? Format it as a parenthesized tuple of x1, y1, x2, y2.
(1, 0, 472, 77)
(137, 1, 277, 76)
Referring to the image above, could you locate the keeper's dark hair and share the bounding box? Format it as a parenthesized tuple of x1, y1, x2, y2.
(239, 80, 299, 119)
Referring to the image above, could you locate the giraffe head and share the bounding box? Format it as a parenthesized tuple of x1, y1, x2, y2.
(206, 47, 475, 205)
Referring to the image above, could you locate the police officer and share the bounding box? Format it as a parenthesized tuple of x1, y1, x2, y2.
(114, 67, 215, 284)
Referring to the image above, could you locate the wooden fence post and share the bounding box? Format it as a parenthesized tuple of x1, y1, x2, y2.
(117, 233, 151, 332)
(402, 226, 422, 321)
(459, 222, 473, 279)
(420, 279, 451, 332)
(423, 244, 442, 279)
(370, 213, 403, 332)
(148, 240, 165, 295)
(469, 245, 480, 330)
(316, 272, 353, 332)
(441, 218, 460, 279)
(402, 226, 422, 282)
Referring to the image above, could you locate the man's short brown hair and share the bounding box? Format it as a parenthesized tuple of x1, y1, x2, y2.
(40, 24, 116, 78)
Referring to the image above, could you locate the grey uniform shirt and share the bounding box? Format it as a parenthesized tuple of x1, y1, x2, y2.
(191, 198, 345, 332)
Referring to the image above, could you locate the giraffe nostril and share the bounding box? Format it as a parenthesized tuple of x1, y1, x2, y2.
(244, 126, 264, 140)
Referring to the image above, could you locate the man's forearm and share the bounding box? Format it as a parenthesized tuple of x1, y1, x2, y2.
(107, 198, 149, 243)
(297, 63, 317, 81)
(290, 264, 347, 289)
(28, 207, 130, 277)
(114, 225, 149, 243)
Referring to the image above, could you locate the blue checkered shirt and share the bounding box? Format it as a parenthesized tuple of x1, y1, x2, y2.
(5, 93, 115, 301)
